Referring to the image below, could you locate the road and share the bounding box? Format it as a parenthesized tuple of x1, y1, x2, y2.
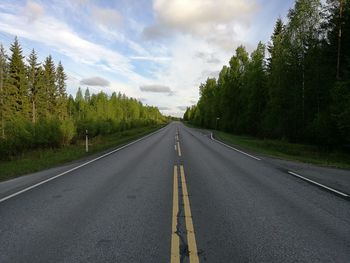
(0, 122, 349, 262)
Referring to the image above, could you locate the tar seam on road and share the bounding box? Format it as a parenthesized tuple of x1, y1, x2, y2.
(210, 133, 261, 161)
(180, 165, 199, 263)
(171, 166, 180, 263)
(288, 171, 349, 198)
(0, 125, 168, 204)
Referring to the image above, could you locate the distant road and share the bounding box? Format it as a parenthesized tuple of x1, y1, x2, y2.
(0, 122, 349, 262)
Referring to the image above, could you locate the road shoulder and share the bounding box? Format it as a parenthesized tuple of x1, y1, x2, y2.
(184, 124, 350, 196)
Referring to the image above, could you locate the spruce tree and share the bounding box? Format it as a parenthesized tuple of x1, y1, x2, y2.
(43, 55, 57, 116)
(265, 18, 288, 137)
(0, 44, 8, 138)
(8, 37, 29, 119)
(27, 49, 42, 123)
(84, 87, 90, 102)
(56, 61, 68, 119)
(75, 87, 84, 119)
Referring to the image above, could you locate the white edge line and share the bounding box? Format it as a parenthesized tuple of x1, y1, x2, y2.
(0, 125, 168, 203)
(288, 171, 349, 197)
(211, 133, 261, 161)
(209, 131, 348, 198)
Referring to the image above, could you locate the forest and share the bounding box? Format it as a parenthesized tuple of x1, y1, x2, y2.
(0, 38, 165, 159)
(184, 0, 350, 150)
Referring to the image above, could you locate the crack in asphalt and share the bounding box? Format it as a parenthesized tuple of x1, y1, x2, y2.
(176, 185, 189, 262)
(175, 131, 192, 262)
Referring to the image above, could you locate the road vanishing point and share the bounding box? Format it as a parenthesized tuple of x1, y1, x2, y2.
(0, 122, 349, 262)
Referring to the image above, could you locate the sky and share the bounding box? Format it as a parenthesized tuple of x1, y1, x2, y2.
(0, 0, 294, 117)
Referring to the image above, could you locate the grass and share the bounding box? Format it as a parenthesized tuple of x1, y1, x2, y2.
(183, 121, 350, 169)
(214, 131, 350, 169)
(0, 124, 165, 181)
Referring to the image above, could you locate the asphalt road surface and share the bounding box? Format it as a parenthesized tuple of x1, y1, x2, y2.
(0, 122, 349, 262)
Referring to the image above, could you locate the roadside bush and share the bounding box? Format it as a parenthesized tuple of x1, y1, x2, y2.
(0, 119, 31, 159)
(59, 118, 76, 146)
(0, 117, 78, 160)
(0, 113, 161, 160)
(34, 118, 62, 148)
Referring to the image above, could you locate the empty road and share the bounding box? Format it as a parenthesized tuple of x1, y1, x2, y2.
(0, 122, 349, 262)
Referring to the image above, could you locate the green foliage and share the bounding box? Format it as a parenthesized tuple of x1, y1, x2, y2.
(0, 117, 76, 159)
(0, 44, 8, 139)
(0, 37, 166, 161)
(8, 37, 28, 118)
(72, 89, 164, 138)
(215, 131, 350, 169)
(0, 125, 164, 181)
(331, 81, 350, 145)
(186, 0, 350, 151)
(56, 61, 68, 119)
(43, 55, 57, 116)
(27, 49, 43, 124)
(59, 118, 75, 145)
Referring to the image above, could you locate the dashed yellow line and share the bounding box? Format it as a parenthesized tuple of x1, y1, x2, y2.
(180, 165, 199, 263)
(177, 141, 182, 157)
(171, 166, 180, 263)
(171, 132, 198, 262)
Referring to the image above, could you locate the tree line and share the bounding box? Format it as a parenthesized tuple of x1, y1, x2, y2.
(184, 0, 349, 149)
(0, 38, 165, 159)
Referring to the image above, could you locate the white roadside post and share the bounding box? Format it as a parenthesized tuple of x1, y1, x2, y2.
(85, 129, 89, 153)
(215, 117, 220, 130)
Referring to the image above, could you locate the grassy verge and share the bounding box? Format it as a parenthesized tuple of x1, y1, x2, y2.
(0, 124, 165, 181)
(214, 131, 350, 169)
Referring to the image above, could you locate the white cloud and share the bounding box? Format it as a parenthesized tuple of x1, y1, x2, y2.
(138, 97, 147, 102)
(158, 106, 171, 110)
(144, 0, 259, 51)
(24, 0, 44, 21)
(0, 9, 149, 86)
(144, 34, 224, 112)
(92, 7, 122, 28)
(194, 52, 221, 64)
(177, 106, 188, 111)
(87, 6, 152, 58)
(139, 0, 263, 116)
(80, 76, 110, 87)
(0, 0, 286, 118)
(140, 85, 172, 93)
(130, 56, 171, 62)
(199, 69, 220, 80)
(153, 0, 258, 31)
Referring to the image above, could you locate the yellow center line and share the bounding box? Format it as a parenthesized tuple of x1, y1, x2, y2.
(180, 165, 199, 263)
(171, 166, 180, 263)
(177, 141, 182, 157)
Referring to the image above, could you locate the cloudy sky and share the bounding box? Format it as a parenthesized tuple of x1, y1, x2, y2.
(0, 0, 294, 117)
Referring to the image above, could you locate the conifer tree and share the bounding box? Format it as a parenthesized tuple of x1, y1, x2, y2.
(0, 44, 8, 138)
(265, 18, 288, 137)
(27, 49, 42, 123)
(56, 61, 67, 119)
(43, 55, 57, 116)
(75, 87, 84, 119)
(84, 87, 90, 102)
(8, 37, 29, 118)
